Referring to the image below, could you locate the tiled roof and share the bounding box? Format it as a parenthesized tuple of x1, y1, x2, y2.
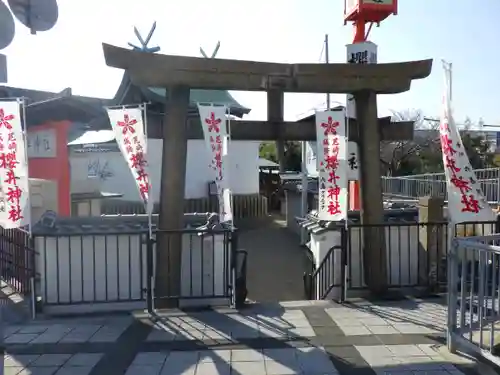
(298, 208, 419, 235)
(32, 212, 228, 235)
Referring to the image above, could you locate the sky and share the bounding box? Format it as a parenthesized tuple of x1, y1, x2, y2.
(2, 0, 500, 126)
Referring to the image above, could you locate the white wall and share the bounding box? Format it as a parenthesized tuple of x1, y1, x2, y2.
(70, 140, 260, 200)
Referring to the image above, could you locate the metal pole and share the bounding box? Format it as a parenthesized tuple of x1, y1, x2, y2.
(0, 299, 4, 375)
(300, 34, 329, 245)
(142, 103, 153, 239)
(226, 107, 234, 229)
(105, 102, 151, 110)
(442, 60, 452, 102)
(20, 98, 33, 238)
(300, 141, 308, 245)
(449, 63, 453, 102)
(325, 34, 330, 110)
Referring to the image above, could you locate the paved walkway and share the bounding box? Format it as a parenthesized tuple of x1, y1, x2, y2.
(2, 298, 492, 375)
(238, 215, 309, 303)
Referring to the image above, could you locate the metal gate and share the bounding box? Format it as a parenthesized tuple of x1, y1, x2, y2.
(0, 227, 35, 297)
(145, 228, 241, 311)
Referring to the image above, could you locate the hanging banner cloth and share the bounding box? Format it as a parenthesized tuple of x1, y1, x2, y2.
(106, 106, 153, 215)
(0, 100, 30, 229)
(439, 68, 495, 223)
(306, 141, 359, 180)
(196, 104, 233, 223)
(315, 110, 348, 221)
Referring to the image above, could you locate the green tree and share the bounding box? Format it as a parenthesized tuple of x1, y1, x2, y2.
(259, 142, 278, 163)
(460, 131, 494, 170)
(258, 141, 301, 171)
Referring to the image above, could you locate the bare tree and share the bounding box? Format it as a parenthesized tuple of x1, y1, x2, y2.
(380, 109, 439, 176)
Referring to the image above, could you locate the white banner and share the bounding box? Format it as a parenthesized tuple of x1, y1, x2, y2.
(0, 101, 30, 228)
(346, 42, 378, 118)
(306, 141, 359, 180)
(197, 104, 233, 223)
(106, 107, 153, 214)
(315, 110, 348, 221)
(440, 69, 495, 223)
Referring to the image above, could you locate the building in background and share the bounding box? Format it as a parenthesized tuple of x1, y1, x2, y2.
(0, 73, 267, 219)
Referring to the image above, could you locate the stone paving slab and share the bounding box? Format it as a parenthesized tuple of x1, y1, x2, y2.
(4, 316, 133, 345)
(1, 299, 492, 375)
(3, 352, 104, 375)
(355, 344, 471, 375)
(145, 308, 315, 342)
(125, 347, 339, 375)
(325, 298, 447, 336)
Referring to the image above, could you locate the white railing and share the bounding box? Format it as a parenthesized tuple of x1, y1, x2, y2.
(448, 234, 500, 366)
(382, 167, 500, 203)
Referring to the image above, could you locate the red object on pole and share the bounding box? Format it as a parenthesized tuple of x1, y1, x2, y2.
(349, 181, 361, 211)
(353, 21, 366, 44)
(344, 1, 397, 24)
(345, 0, 398, 211)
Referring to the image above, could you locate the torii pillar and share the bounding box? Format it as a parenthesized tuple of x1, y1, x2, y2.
(156, 86, 190, 306)
(268, 90, 286, 172)
(345, 0, 399, 294)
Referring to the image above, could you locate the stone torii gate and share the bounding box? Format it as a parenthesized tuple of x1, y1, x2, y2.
(102, 43, 432, 302)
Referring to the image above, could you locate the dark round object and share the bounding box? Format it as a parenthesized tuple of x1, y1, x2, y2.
(8, 0, 58, 32)
(0, 1, 15, 49)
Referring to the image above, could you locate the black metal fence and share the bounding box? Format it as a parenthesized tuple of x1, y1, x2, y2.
(305, 219, 500, 302)
(0, 227, 35, 296)
(347, 222, 449, 291)
(30, 227, 241, 313)
(36, 231, 150, 308)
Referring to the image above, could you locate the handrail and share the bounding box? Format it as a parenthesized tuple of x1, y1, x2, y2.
(312, 245, 343, 300)
(304, 245, 342, 300)
(312, 245, 342, 280)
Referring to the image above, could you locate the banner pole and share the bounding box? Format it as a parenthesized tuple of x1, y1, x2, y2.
(105, 102, 151, 111)
(142, 103, 153, 239)
(0, 296, 4, 375)
(20, 98, 32, 238)
(226, 107, 234, 230)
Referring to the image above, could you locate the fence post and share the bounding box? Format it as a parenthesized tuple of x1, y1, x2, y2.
(497, 168, 500, 205)
(230, 229, 238, 306)
(446, 235, 458, 353)
(146, 236, 154, 314)
(29, 235, 36, 319)
(418, 197, 445, 290)
(340, 225, 348, 303)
